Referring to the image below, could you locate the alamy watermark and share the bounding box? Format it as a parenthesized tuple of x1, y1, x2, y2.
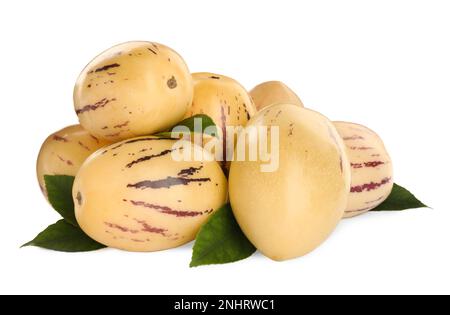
(169, 118, 280, 172)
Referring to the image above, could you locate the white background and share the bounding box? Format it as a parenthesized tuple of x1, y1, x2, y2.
(1, 0, 449, 295)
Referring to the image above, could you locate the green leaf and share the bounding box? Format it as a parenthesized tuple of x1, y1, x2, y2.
(190, 204, 256, 267)
(174, 114, 217, 135)
(155, 114, 218, 138)
(371, 183, 428, 211)
(44, 175, 78, 226)
(22, 220, 106, 252)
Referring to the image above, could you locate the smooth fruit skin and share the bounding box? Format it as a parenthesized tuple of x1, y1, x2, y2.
(250, 81, 303, 111)
(184, 73, 256, 169)
(73, 137, 228, 252)
(36, 125, 111, 198)
(74, 41, 193, 141)
(334, 121, 394, 218)
(229, 104, 350, 261)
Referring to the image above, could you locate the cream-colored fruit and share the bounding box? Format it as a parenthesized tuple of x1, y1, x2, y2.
(73, 137, 228, 252)
(334, 121, 394, 218)
(229, 104, 350, 261)
(36, 125, 111, 197)
(250, 81, 303, 111)
(184, 73, 256, 170)
(74, 41, 193, 141)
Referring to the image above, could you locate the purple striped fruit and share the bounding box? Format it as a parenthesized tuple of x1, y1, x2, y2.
(184, 72, 256, 170)
(36, 125, 112, 198)
(334, 121, 394, 218)
(72, 137, 228, 252)
(74, 41, 193, 142)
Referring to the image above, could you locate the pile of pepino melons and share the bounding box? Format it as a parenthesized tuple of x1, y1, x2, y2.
(36, 41, 394, 261)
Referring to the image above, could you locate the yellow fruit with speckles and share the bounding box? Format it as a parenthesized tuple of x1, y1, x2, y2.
(229, 104, 350, 261)
(184, 72, 256, 170)
(73, 136, 228, 252)
(250, 81, 303, 111)
(74, 41, 193, 141)
(36, 125, 112, 198)
(334, 121, 394, 218)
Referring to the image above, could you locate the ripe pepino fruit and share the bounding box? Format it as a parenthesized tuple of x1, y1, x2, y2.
(74, 41, 193, 141)
(250, 81, 303, 111)
(334, 121, 394, 218)
(73, 136, 228, 252)
(229, 104, 350, 261)
(184, 72, 256, 170)
(37, 124, 111, 198)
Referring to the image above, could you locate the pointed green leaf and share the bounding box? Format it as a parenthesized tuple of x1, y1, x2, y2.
(174, 114, 217, 135)
(371, 183, 428, 211)
(190, 204, 256, 267)
(44, 175, 77, 226)
(155, 114, 218, 138)
(22, 220, 106, 252)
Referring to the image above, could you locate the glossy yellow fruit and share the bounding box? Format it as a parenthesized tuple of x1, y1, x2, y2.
(36, 125, 111, 197)
(73, 137, 228, 252)
(250, 81, 303, 111)
(184, 72, 256, 170)
(334, 121, 394, 218)
(74, 41, 193, 141)
(229, 104, 350, 261)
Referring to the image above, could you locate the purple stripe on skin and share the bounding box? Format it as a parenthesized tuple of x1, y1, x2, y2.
(351, 177, 392, 193)
(125, 199, 211, 218)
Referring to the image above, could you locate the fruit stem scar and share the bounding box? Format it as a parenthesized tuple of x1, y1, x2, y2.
(76, 191, 82, 206)
(167, 76, 177, 89)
